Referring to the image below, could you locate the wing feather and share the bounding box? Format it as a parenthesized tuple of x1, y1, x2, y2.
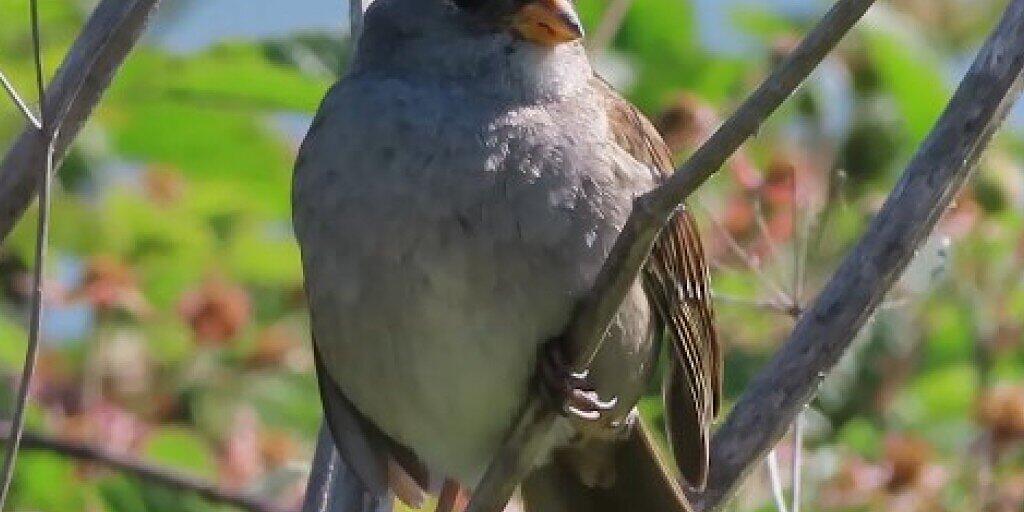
(592, 77, 721, 490)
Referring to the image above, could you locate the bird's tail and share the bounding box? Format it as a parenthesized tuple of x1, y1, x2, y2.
(521, 417, 693, 512)
(301, 425, 393, 512)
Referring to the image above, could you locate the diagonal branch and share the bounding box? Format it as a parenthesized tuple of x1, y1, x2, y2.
(1, 423, 292, 512)
(586, 0, 635, 54)
(0, 0, 162, 241)
(465, 1, 878, 511)
(690, 1, 1024, 509)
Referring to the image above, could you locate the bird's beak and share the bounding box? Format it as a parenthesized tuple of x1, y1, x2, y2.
(512, 0, 584, 46)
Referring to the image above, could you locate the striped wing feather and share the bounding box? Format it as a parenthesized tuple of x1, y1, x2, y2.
(592, 77, 722, 490)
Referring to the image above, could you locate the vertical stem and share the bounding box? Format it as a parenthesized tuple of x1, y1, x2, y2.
(0, 139, 55, 509)
(766, 449, 790, 512)
(0, 1, 52, 507)
(791, 412, 804, 512)
(0, 136, 53, 509)
(29, 0, 46, 122)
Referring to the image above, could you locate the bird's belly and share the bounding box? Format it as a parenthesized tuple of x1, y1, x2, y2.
(305, 197, 594, 483)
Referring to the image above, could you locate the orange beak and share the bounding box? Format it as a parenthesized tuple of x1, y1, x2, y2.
(512, 0, 584, 46)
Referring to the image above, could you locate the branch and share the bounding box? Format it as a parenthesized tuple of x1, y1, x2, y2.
(0, 69, 41, 130)
(690, 1, 1024, 509)
(0, 0, 162, 241)
(586, 0, 634, 54)
(0, 423, 291, 512)
(465, 1, 877, 510)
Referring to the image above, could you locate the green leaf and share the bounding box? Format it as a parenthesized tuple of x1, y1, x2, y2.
(110, 45, 328, 113)
(226, 221, 302, 287)
(0, 313, 27, 371)
(142, 426, 217, 479)
(98, 475, 149, 512)
(894, 365, 977, 429)
(97, 189, 215, 308)
(105, 102, 294, 217)
(837, 417, 882, 459)
(9, 452, 87, 512)
(922, 300, 973, 368)
(863, 22, 948, 144)
(243, 373, 321, 433)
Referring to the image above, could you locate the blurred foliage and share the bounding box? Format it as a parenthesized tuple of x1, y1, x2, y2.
(1, 1, 1023, 511)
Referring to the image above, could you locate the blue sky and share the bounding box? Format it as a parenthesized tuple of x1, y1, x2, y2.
(149, 0, 818, 54)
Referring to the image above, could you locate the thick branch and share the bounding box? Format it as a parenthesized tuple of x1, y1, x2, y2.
(1, 423, 291, 512)
(465, 1, 877, 510)
(0, 0, 161, 240)
(691, 2, 1024, 509)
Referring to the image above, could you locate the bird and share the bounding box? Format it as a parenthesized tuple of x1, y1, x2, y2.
(291, 0, 722, 510)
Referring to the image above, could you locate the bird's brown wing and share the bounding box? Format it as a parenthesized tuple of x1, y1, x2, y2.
(592, 77, 721, 490)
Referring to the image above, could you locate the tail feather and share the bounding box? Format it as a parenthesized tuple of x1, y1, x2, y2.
(521, 418, 693, 512)
(302, 426, 393, 512)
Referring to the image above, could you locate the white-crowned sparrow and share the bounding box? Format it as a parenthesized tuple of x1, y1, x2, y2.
(292, 1, 721, 510)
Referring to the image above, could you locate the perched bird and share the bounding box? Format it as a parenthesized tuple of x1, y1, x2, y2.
(292, 0, 722, 510)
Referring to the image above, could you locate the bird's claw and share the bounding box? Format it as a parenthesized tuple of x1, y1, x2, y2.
(539, 340, 619, 426)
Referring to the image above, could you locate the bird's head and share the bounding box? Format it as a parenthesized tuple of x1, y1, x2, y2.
(454, 0, 584, 46)
(358, 0, 584, 49)
(352, 0, 591, 99)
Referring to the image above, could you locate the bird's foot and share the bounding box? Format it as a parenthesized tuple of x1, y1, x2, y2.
(538, 339, 620, 434)
(435, 479, 469, 512)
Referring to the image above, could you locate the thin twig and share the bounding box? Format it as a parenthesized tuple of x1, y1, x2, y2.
(705, 206, 793, 307)
(30, 0, 46, 121)
(0, 136, 53, 508)
(0, 1, 51, 506)
(0, 0, 162, 241)
(465, 2, 878, 511)
(712, 292, 793, 316)
(587, 0, 634, 54)
(766, 448, 789, 512)
(790, 174, 802, 310)
(0, 423, 292, 512)
(791, 412, 803, 512)
(752, 197, 785, 284)
(0, 69, 41, 129)
(794, 198, 815, 305)
(690, 2, 1024, 508)
(706, 194, 789, 304)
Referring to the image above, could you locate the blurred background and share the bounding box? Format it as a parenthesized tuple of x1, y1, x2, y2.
(1, 0, 1023, 511)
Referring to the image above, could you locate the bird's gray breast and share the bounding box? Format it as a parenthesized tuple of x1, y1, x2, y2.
(292, 77, 657, 482)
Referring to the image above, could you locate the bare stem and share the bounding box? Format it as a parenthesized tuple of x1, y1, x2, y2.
(587, 0, 635, 54)
(704, 207, 793, 307)
(0, 1, 51, 505)
(766, 449, 789, 512)
(0, 69, 41, 130)
(791, 412, 804, 512)
(1, 423, 291, 512)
